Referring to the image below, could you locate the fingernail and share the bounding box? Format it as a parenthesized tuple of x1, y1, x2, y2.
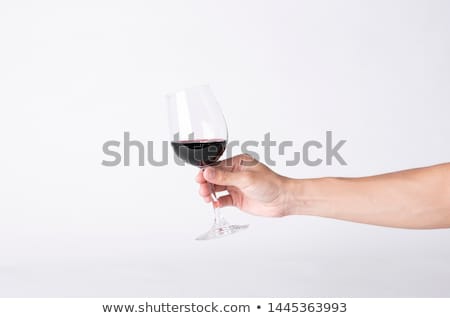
(205, 167, 215, 179)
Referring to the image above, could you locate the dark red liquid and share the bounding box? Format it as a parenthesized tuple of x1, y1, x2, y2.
(171, 139, 226, 167)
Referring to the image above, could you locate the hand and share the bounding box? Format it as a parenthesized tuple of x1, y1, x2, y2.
(195, 154, 289, 217)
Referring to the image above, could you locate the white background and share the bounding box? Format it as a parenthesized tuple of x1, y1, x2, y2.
(0, 0, 449, 297)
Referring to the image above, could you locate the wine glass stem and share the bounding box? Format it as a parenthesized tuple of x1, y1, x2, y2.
(208, 182, 227, 227)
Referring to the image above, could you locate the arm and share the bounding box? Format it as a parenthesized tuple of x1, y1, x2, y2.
(285, 163, 450, 229)
(196, 155, 450, 229)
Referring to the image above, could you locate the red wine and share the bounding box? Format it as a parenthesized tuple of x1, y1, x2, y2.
(171, 139, 226, 167)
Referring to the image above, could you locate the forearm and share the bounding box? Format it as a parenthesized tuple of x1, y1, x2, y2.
(284, 163, 450, 229)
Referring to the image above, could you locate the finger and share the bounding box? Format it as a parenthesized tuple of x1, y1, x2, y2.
(214, 154, 257, 171)
(199, 183, 227, 197)
(199, 183, 211, 196)
(217, 195, 235, 208)
(203, 196, 212, 203)
(203, 166, 253, 188)
(210, 184, 227, 192)
(195, 170, 207, 183)
(196, 171, 234, 191)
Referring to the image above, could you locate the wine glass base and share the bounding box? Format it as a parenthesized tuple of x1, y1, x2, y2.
(196, 224, 249, 241)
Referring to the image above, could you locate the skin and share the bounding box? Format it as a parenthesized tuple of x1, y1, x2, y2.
(196, 154, 450, 229)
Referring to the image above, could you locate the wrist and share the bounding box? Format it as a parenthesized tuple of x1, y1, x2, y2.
(281, 177, 304, 216)
(281, 177, 334, 217)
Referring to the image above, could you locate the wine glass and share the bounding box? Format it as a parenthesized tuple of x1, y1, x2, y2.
(166, 84, 249, 240)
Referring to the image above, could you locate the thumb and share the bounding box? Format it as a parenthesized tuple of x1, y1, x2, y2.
(203, 166, 246, 187)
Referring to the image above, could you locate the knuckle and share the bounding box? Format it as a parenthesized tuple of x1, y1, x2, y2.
(240, 153, 254, 161)
(239, 154, 257, 167)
